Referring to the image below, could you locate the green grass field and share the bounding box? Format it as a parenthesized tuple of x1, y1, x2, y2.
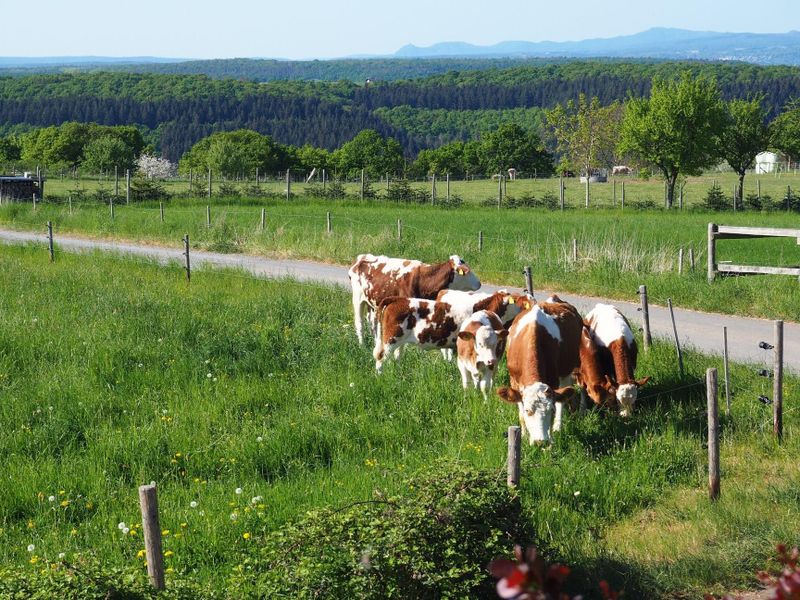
(0, 245, 798, 597)
(1, 186, 799, 322)
(31, 169, 800, 209)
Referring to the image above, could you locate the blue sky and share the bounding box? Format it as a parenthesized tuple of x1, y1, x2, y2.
(3, 0, 798, 59)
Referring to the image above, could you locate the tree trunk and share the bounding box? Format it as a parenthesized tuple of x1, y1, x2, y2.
(737, 171, 746, 210)
(666, 175, 678, 209)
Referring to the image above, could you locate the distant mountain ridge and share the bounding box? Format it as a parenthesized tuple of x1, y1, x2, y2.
(0, 56, 190, 68)
(395, 28, 800, 65)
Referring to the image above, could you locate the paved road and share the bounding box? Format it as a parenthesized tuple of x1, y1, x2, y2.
(2, 228, 797, 372)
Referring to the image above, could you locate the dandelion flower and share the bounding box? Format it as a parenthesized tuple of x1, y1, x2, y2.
(27, 544, 35, 552)
(251, 496, 263, 505)
(136, 550, 146, 559)
(164, 550, 174, 557)
(230, 513, 238, 521)
(243, 532, 251, 540)
(166, 567, 175, 574)
(207, 373, 212, 378)
(162, 529, 170, 536)
(573, 491, 581, 497)
(60, 500, 69, 507)
(180, 522, 188, 529)
(57, 553, 65, 560)
(122, 527, 130, 535)
(70, 528, 77, 536)
(235, 487, 242, 495)
(48, 496, 55, 502)
(349, 382, 355, 388)
(213, 377, 218, 382)
(190, 501, 198, 508)
(117, 522, 126, 530)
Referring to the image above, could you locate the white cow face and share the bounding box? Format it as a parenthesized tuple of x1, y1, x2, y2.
(461, 326, 507, 373)
(520, 383, 556, 443)
(616, 377, 650, 417)
(449, 255, 481, 291)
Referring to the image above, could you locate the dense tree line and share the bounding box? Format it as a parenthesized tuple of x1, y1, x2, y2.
(0, 61, 799, 162)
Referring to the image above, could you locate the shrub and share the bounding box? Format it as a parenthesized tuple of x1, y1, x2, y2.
(387, 179, 428, 203)
(215, 182, 241, 198)
(702, 183, 730, 211)
(228, 463, 532, 599)
(131, 177, 171, 202)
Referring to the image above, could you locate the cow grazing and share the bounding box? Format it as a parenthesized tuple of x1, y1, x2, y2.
(575, 324, 618, 411)
(435, 289, 533, 329)
(582, 304, 650, 416)
(373, 291, 528, 371)
(456, 310, 508, 398)
(348, 254, 480, 345)
(496, 296, 581, 444)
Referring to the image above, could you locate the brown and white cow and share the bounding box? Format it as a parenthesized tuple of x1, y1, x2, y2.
(348, 254, 480, 345)
(372, 291, 524, 372)
(581, 303, 649, 416)
(456, 310, 508, 398)
(496, 296, 581, 444)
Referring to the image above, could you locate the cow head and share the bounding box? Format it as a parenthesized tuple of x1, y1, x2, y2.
(616, 377, 650, 417)
(497, 383, 575, 444)
(576, 373, 618, 409)
(449, 255, 481, 291)
(458, 325, 508, 374)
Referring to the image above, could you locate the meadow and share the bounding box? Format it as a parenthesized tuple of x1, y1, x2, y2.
(1, 171, 799, 322)
(0, 245, 798, 597)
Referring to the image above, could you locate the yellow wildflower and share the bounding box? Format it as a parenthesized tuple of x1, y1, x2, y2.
(164, 550, 174, 558)
(243, 532, 251, 540)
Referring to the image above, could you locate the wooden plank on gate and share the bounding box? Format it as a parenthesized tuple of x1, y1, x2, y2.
(717, 264, 800, 277)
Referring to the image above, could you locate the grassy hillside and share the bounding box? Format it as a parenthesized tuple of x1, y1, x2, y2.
(0, 245, 797, 597)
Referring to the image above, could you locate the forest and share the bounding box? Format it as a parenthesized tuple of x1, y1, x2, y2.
(0, 60, 798, 161)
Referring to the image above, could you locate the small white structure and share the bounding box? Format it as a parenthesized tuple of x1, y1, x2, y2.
(755, 151, 780, 174)
(507, 168, 517, 180)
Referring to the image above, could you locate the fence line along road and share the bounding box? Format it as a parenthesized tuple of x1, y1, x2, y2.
(1, 227, 798, 373)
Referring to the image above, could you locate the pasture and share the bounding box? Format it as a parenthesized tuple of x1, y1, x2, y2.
(0, 245, 798, 597)
(1, 193, 799, 322)
(31, 170, 800, 209)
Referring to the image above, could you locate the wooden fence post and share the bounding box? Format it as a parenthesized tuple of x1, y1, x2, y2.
(613, 179, 616, 205)
(523, 266, 533, 295)
(326, 211, 332, 234)
(431, 173, 436, 204)
(360, 169, 365, 201)
(206, 205, 211, 227)
(138, 483, 165, 590)
(507, 426, 521, 488)
(678, 248, 684, 274)
(572, 238, 578, 263)
(446, 173, 450, 201)
(322, 169, 326, 193)
(621, 180, 625, 209)
(559, 175, 564, 211)
(478, 230, 484, 252)
(774, 320, 784, 442)
(707, 368, 720, 501)
(33, 193, 37, 211)
(397, 218, 402, 241)
(497, 175, 503, 209)
(757, 179, 761, 203)
(47, 221, 54, 262)
(183, 235, 190, 282)
(638, 284, 652, 350)
(707, 223, 717, 282)
(126, 169, 131, 204)
(667, 298, 684, 377)
(260, 208, 266, 231)
(584, 176, 589, 208)
(723, 326, 731, 416)
(286, 169, 291, 200)
(208, 169, 212, 199)
(159, 202, 164, 223)
(689, 247, 695, 271)
(110, 196, 114, 220)
(68, 196, 72, 215)
(114, 165, 119, 198)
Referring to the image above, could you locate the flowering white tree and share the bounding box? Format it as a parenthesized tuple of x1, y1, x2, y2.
(136, 154, 176, 179)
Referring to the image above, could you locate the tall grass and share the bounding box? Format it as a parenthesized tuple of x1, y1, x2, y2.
(0, 245, 797, 597)
(2, 196, 799, 321)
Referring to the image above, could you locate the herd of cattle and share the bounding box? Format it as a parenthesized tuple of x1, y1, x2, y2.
(348, 253, 650, 444)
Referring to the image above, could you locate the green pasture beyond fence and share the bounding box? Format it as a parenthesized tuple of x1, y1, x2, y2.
(6, 169, 800, 210)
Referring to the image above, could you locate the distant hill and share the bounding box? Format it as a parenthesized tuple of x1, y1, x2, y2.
(0, 56, 189, 68)
(395, 28, 800, 65)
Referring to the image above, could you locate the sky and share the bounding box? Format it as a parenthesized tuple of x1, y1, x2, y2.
(2, 0, 798, 59)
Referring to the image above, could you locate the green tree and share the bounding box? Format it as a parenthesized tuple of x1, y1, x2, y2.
(21, 122, 91, 168)
(545, 95, 622, 177)
(331, 129, 404, 179)
(721, 97, 771, 206)
(478, 123, 553, 177)
(771, 100, 800, 161)
(295, 144, 330, 174)
(0, 136, 22, 164)
(618, 73, 726, 208)
(179, 130, 286, 178)
(81, 135, 135, 174)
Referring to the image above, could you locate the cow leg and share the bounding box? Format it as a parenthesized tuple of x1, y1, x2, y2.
(457, 360, 471, 390)
(373, 336, 387, 373)
(553, 400, 565, 432)
(352, 289, 367, 345)
(579, 387, 589, 413)
(441, 348, 454, 362)
(479, 372, 494, 399)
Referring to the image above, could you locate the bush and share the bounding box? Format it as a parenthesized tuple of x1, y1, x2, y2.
(745, 191, 774, 211)
(228, 463, 531, 599)
(702, 182, 730, 211)
(0, 557, 212, 599)
(387, 179, 428, 203)
(131, 178, 171, 202)
(215, 182, 241, 198)
(479, 191, 559, 210)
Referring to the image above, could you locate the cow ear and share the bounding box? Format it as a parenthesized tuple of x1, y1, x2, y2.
(457, 331, 474, 341)
(496, 329, 509, 340)
(554, 386, 576, 401)
(497, 387, 521, 404)
(636, 376, 651, 387)
(603, 374, 618, 392)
